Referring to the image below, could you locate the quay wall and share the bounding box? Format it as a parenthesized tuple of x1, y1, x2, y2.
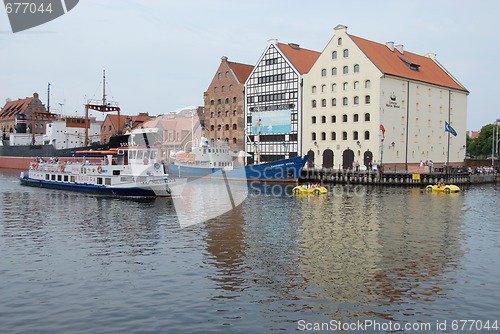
(300, 169, 498, 186)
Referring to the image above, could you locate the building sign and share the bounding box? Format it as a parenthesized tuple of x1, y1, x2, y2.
(249, 103, 295, 112)
(386, 92, 401, 109)
(251, 109, 291, 135)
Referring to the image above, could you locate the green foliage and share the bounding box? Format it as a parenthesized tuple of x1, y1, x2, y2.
(467, 124, 498, 158)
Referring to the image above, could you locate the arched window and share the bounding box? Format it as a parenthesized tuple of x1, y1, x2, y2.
(321, 132, 326, 140)
(353, 131, 359, 140)
(321, 84, 327, 92)
(342, 114, 348, 122)
(354, 64, 360, 72)
(354, 81, 359, 90)
(321, 115, 326, 123)
(343, 49, 349, 58)
(332, 67, 337, 75)
(214, 87, 218, 93)
(225, 124, 229, 131)
(365, 95, 371, 104)
(343, 97, 348, 106)
(331, 98, 337, 106)
(229, 84, 233, 91)
(321, 99, 326, 107)
(364, 131, 370, 140)
(342, 131, 348, 140)
(221, 86, 225, 92)
(321, 69, 327, 77)
(343, 82, 348, 91)
(354, 96, 359, 105)
(312, 132, 317, 141)
(331, 115, 337, 123)
(353, 114, 359, 122)
(312, 86, 317, 93)
(365, 113, 370, 121)
(312, 100, 317, 108)
(331, 132, 337, 140)
(332, 83, 337, 92)
(338, 37, 342, 45)
(312, 116, 317, 123)
(233, 124, 237, 130)
(343, 66, 349, 74)
(225, 110, 229, 116)
(332, 51, 337, 59)
(210, 125, 214, 131)
(365, 80, 371, 89)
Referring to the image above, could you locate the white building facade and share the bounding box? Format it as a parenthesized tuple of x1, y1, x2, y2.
(303, 25, 468, 170)
(43, 117, 101, 149)
(245, 40, 320, 164)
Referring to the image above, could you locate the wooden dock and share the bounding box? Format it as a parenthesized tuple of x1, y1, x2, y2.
(300, 168, 498, 186)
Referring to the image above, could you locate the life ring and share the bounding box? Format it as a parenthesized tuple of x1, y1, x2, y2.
(143, 158, 149, 165)
(97, 166, 102, 174)
(32, 163, 38, 170)
(59, 165, 65, 172)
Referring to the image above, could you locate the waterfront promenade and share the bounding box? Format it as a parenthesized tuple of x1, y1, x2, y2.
(300, 167, 499, 186)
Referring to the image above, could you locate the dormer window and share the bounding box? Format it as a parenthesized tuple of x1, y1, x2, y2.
(399, 56, 420, 71)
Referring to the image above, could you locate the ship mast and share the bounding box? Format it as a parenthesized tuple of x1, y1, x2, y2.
(84, 70, 121, 146)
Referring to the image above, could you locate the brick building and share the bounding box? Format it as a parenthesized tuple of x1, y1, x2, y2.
(0, 93, 52, 136)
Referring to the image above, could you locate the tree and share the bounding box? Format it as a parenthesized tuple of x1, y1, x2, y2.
(467, 123, 496, 158)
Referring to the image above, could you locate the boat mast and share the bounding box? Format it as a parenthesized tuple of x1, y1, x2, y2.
(256, 116, 261, 164)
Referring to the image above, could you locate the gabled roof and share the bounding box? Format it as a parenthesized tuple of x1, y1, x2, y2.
(350, 35, 468, 92)
(276, 43, 321, 74)
(0, 97, 32, 120)
(228, 61, 253, 84)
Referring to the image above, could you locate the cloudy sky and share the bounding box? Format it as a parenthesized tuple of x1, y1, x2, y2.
(1, 0, 498, 131)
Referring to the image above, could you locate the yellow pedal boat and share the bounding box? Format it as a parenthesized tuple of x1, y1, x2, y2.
(425, 184, 460, 193)
(292, 185, 328, 195)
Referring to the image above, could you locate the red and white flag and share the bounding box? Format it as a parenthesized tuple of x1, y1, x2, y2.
(379, 124, 386, 138)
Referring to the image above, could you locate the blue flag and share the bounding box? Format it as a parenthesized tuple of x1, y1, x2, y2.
(445, 121, 457, 136)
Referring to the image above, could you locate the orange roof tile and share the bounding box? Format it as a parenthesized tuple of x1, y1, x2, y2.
(0, 97, 31, 119)
(276, 43, 321, 74)
(228, 61, 253, 84)
(349, 35, 468, 92)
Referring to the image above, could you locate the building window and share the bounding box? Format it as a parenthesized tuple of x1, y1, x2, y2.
(354, 64, 360, 72)
(353, 96, 359, 105)
(353, 114, 359, 122)
(342, 114, 348, 122)
(225, 98, 229, 104)
(312, 86, 317, 93)
(331, 98, 337, 107)
(321, 99, 326, 107)
(353, 131, 359, 140)
(233, 138, 237, 144)
(321, 132, 326, 140)
(225, 124, 229, 131)
(312, 116, 317, 124)
(225, 71, 229, 78)
(312, 132, 317, 141)
(218, 99, 221, 104)
(312, 100, 317, 108)
(332, 51, 337, 59)
(321, 84, 326, 93)
(354, 81, 359, 90)
(229, 84, 233, 91)
(343, 82, 348, 91)
(365, 113, 370, 121)
(233, 97, 237, 103)
(343, 49, 349, 58)
(365, 80, 371, 89)
(364, 131, 370, 140)
(338, 37, 342, 45)
(233, 110, 237, 116)
(342, 131, 348, 140)
(331, 132, 336, 140)
(321, 116, 326, 123)
(210, 125, 214, 131)
(343, 97, 348, 106)
(214, 87, 218, 93)
(210, 99, 214, 105)
(332, 83, 337, 92)
(221, 86, 225, 92)
(365, 95, 371, 104)
(210, 112, 214, 117)
(217, 111, 221, 117)
(331, 115, 337, 123)
(321, 69, 327, 77)
(332, 67, 337, 75)
(218, 73, 221, 79)
(343, 66, 349, 74)
(233, 124, 237, 130)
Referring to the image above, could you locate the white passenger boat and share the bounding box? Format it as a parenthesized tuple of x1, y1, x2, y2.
(19, 129, 178, 197)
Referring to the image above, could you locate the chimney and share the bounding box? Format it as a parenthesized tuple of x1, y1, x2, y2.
(221, 56, 228, 62)
(386, 41, 394, 52)
(395, 44, 404, 54)
(288, 42, 300, 50)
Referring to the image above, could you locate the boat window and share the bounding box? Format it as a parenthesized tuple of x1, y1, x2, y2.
(150, 151, 157, 160)
(64, 175, 68, 182)
(51, 175, 56, 181)
(57, 175, 62, 182)
(136, 150, 143, 160)
(105, 178, 111, 185)
(97, 178, 103, 185)
(45, 174, 49, 180)
(71, 176, 75, 183)
(113, 170, 120, 176)
(129, 150, 137, 159)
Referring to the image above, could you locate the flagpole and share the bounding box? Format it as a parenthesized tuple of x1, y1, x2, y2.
(447, 91, 451, 170)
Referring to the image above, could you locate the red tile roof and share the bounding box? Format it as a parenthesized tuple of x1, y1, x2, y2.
(228, 61, 253, 84)
(350, 35, 468, 92)
(0, 97, 32, 120)
(276, 43, 321, 74)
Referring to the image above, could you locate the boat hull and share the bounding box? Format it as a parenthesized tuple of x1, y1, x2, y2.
(168, 155, 308, 182)
(19, 174, 173, 197)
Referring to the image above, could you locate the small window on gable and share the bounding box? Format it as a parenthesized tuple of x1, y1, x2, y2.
(321, 69, 327, 77)
(338, 37, 342, 45)
(332, 51, 337, 59)
(343, 49, 349, 58)
(354, 64, 360, 72)
(332, 67, 337, 75)
(312, 86, 317, 93)
(343, 66, 349, 74)
(332, 98, 337, 107)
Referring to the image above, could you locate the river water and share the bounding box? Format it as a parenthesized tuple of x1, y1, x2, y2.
(0, 168, 499, 333)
